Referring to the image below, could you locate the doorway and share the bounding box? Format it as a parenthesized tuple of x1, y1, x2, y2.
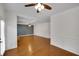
(0, 18, 5, 56)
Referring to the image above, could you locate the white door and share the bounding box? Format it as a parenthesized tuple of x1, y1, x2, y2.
(0, 18, 5, 56)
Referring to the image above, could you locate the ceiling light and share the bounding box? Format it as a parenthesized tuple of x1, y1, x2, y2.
(35, 3, 41, 9)
(41, 5, 44, 9)
(35, 3, 44, 13)
(28, 24, 32, 27)
(25, 3, 52, 13)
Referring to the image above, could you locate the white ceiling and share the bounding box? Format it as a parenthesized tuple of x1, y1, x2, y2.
(3, 3, 79, 24)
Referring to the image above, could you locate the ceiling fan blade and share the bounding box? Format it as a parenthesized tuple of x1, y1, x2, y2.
(25, 3, 37, 7)
(43, 4, 52, 10)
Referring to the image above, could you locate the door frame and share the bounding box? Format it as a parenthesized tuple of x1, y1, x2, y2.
(0, 16, 5, 56)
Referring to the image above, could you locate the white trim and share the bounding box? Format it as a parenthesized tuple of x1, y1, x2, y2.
(17, 34, 34, 37)
(33, 34, 50, 39)
(17, 34, 50, 39)
(0, 19, 5, 55)
(50, 40, 78, 55)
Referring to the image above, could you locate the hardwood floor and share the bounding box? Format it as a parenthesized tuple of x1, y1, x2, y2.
(4, 35, 77, 56)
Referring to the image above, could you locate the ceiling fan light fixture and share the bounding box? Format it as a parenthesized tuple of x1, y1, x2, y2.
(35, 3, 41, 9)
(35, 3, 44, 13)
(38, 7, 42, 11)
(25, 3, 52, 13)
(37, 9, 40, 13)
(41, 5, 44, 9)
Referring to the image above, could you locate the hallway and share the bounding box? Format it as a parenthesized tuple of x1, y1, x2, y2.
(4, 35, 77, 56)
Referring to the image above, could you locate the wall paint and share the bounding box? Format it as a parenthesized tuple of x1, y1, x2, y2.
(34, 22, 50, 38)
(0, 4, 5, 38)
(5, 11, 17, 50)
(0, 4, 4, 19)
(17, 24, 33, 36)
(50, 7, 79, 55)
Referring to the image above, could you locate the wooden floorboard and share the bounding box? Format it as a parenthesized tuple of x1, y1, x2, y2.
(4, 35, 78, 56)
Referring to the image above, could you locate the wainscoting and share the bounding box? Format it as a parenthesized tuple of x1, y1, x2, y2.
(4, 35, 77, 56)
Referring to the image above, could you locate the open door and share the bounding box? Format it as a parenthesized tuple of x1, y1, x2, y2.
(0, 17, 5, 56)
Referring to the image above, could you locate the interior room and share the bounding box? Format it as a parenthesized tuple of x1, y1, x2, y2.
(0, 3, 79, 56)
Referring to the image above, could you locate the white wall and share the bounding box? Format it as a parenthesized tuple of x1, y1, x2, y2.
(5, 11, 17, 50)
(34, 22, 50, 38)
(0, 4, 5, 54)
(0, 4, 5, 19)
(0, 4, 5, 37)
(51, 7, 79, 55)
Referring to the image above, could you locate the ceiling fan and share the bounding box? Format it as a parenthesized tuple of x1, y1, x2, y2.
(24, 3, 52, 13)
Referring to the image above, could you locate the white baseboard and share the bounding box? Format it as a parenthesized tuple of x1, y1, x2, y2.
(17, 34, 34, 37)
(33, 34, 50, 39)
(50, 40, 79, 55)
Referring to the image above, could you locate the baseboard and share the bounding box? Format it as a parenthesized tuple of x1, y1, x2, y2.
(4, 48, 16, 56)
(17, 34, 34, 37)
(50, 41, 79, 55)
(33, 35, 50, 39)
(17, 34, 50, 39)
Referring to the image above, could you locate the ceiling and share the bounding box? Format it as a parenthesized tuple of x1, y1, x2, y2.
(3, 3, 79, 24)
